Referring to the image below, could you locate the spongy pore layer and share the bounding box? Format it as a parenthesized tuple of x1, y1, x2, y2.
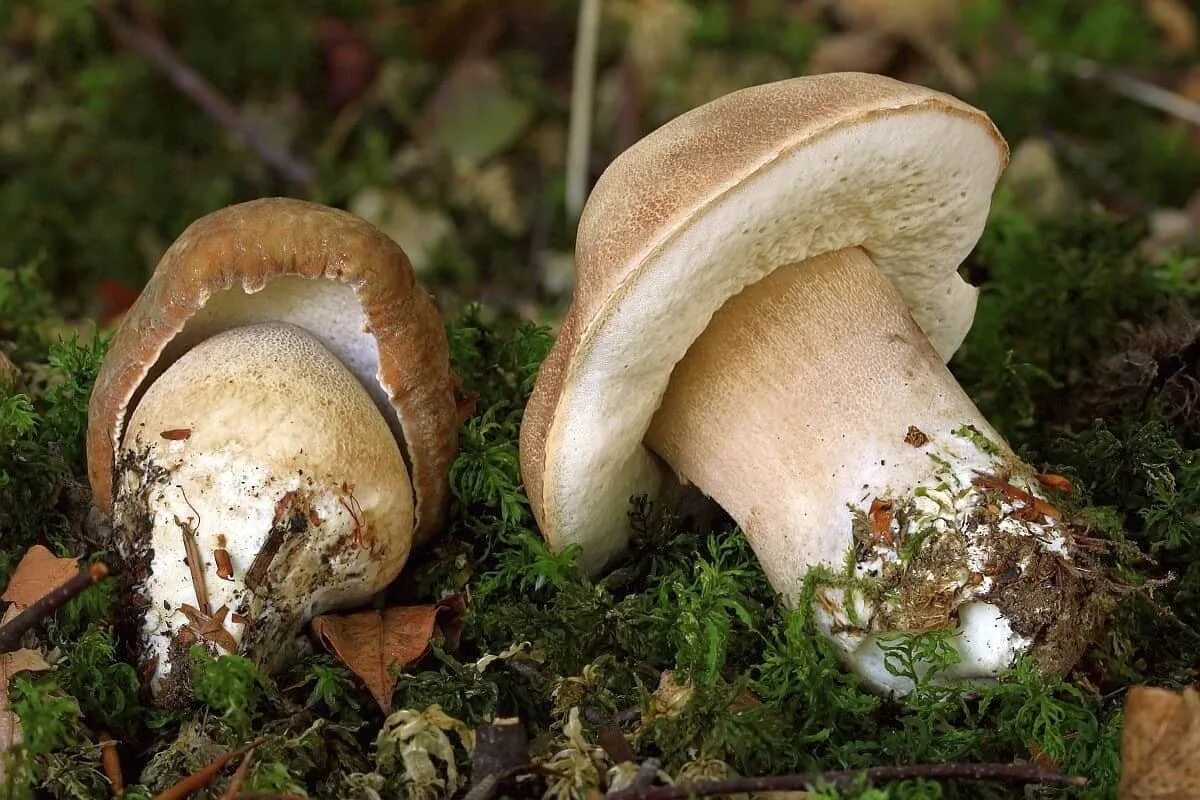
(538, 91, 1005, 573)
(157, 277, 392, 433)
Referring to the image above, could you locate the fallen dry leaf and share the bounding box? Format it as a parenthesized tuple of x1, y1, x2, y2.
(971, 473, 1062, 521)
(1035, 473, 1076, 494)
(316, 15, 378, 110)
(1119, 686, 1200, 799)
(808, 29, 897, 74)
(833, 0, 975, 92)
(2, 545, 80, 611)
(311, 597, 464, 712)
(180, 604, 239, 654)
(868, 498, 896, 546)
(1143, 0, 1197, 56)
(834, 0, 964, 39)
(0, 648, 52, 783)
(92, 279, 140, 327)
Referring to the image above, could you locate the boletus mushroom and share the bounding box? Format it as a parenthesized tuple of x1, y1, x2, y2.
(520, 73, 1107, 693)
(87, 198, 457, 700)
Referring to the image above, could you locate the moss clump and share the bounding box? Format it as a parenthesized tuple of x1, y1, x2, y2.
(4, 3, 1200, 796)
(0, 265, 1194, 798)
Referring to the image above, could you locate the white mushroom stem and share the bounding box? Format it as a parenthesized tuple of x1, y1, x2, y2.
(646, 247, 1075, 692)
(114, 322, 413, 699)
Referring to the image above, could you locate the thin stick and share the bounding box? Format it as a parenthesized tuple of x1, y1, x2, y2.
(175, 493, 210, 617)
(565, 0, 602, 219)
(1068, 59, 1200, 127)
(218, 746, 256, 800)
(152, 738, 266, 800)
(461, 764, 565, 800)
(96, 3, 316, 187)
(0, 563, 108, 653)
(606, 762, 1087, 800)
(98, 729, 124, 796)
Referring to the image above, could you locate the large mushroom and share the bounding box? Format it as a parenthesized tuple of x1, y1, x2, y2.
(520, 73, 1106, 693)
(87, 198, 457, 700)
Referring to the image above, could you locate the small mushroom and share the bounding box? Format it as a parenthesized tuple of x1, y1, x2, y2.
(87, 198, 457, 698)
(521, 74, 1103, 693)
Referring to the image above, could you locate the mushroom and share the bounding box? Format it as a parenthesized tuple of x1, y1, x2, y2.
(520, 73, 1105, 693)
(87, 198, 457, 700)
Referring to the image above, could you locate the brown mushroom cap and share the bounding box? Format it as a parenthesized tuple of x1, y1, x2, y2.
(520, 73, 1008, 572)
(87, 197, 456, 543)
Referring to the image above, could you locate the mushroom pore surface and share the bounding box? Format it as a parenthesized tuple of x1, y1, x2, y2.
(645, 247, 1105, 693)
(114, 322, 413, 701)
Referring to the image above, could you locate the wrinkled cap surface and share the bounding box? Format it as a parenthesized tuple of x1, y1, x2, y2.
(520, 72, 1008, 572)
(87, 197, 457, 543)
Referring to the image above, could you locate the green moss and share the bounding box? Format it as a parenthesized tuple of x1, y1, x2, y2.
(189, 648, 279, 740)
(951, 424, 1000, 456)
(953, 205, 1167, 440)
(56, 627, 142, 732)
(3, 4, 1200, 796)
(0, 313, 108, 548)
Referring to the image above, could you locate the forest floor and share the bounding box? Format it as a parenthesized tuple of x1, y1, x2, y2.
(2, 2, 1200, 798)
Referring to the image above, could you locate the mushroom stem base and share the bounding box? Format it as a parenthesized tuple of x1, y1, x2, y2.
(644, 248, 1109, 691)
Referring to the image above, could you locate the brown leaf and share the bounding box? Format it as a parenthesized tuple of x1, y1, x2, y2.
(1143, 0, 1197, 56)
(472, 719, 529, 783)
(904, 425, 929, 447)
(316, 16, 378, 110)
(971, 473, 1062, 520)
(834, 0, 964, 39)
(808, 30, 898, 74)
(1119, 686, 1200, 799)
(1035, 473, 1076, 494)
(2, 545, 80, 611)
(311, 598, 463, 712)
(0, 648, 52, 781)
(179, 604, 239, 654)
(92, 280, 139, 327)
(868, 498, 895, 546)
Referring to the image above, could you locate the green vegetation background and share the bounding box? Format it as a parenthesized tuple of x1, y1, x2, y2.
(2, 1, 1200, 798)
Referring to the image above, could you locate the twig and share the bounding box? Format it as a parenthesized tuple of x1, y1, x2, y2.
(605, 762, 1088, 800)
(1067, 59, 1200, 128)
(243, 525, 286, 592)
(0, 563, 108, 653)
(218, 746, 257, 800)
(174, 491, 210, 616)
(597, 724, 636, 765)
(96, 2, 316, 187)
(152, 738, 266, 800)
(98, 729, 124, 797)
(471, 719, 529, 785)
(460, 763, 564, 800)
(607, 760, 664, 796)
(565, 0, 602, 219)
